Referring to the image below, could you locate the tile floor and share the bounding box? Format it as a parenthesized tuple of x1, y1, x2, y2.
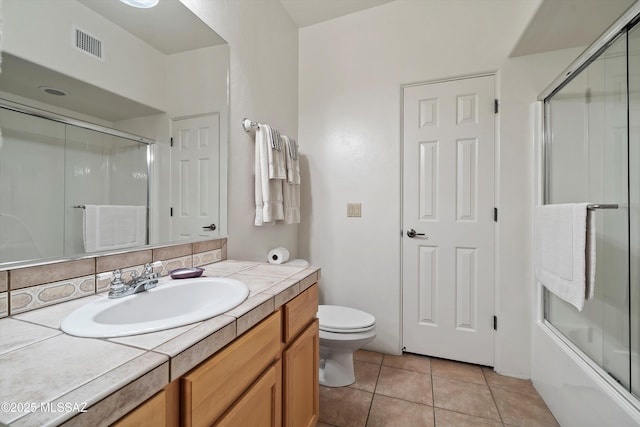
(317, 350, 559, 427)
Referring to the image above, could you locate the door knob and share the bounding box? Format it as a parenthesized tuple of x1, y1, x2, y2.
(406, 229, 426, 238)
(202, 224, 217, 231)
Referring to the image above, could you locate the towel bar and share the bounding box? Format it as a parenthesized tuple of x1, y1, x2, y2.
(587, 204, 618, 210)
(73, 205, 86, 209)
(242, 118, 259, 132)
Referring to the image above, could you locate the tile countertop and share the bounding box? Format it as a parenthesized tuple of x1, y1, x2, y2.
(0, 260, 320, 427)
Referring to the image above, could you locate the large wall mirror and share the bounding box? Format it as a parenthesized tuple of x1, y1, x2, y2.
(0, 0, 229, 267)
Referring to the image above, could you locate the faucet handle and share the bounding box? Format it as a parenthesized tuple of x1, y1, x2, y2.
(143, 263, 153, 276)
(111, 269, 125, 292)
(112, 269, 123, 283)
(130, 270, 139, 282)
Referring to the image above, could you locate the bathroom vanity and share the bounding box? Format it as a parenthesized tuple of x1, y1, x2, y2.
(0, 257, 320, 427)
(114, 285, 319, 427)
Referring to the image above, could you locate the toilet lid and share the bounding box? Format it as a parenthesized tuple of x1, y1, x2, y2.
(318, 305, 375, 333)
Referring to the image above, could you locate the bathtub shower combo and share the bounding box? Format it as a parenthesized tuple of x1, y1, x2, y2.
(534, 4, 640, 426)
(0, 103, 150, 265)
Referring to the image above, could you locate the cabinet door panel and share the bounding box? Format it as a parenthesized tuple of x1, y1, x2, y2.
(283, 319, 319, 427)
(215, 360, 282, 427)
(284, 284, 318, 342)
(112, 390, 165, 427)
(182, 311, 281, 427)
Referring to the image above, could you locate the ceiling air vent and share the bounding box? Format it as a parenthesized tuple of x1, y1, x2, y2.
(73, 27, 104, 61)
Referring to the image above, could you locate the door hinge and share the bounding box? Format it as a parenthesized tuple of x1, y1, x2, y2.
(493, 315, 498, 330)
(170, 137, 174, 147)
(494, 99, 499, 114)
(494, 207, 498, 222)
(170, 207, 173, 217)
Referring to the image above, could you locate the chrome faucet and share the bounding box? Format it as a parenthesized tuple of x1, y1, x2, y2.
(108, 263, 159, 299)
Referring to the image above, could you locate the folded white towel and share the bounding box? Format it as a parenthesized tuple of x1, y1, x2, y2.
(83, 205, 146, 253)
(534, 203, 595, 311)
(282, 135, 301, 185)
(254, 126, 284, 225)
(263, 124, 287, 180)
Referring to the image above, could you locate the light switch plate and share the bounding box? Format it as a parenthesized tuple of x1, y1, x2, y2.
(347, 203, 362, 218)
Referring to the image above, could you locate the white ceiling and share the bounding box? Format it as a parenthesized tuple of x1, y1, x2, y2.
(278, 0, 637, 58)
(0, 0, 227, 122)
(510, 0, 636, 57)
(279, 0, 395, 27)
(2, 0, 636, 122)
(79, 0, 227, 54)
(0, 54, 164, 122)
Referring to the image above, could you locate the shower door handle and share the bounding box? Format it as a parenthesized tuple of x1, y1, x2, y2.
(406, 229, 426, 238)
(202, 224, 217, 231)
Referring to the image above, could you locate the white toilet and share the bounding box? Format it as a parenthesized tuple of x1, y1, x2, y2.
(318, 305, 376, 387)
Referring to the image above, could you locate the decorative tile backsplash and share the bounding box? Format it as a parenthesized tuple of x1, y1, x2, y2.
(10, 259, 94, 291)
(10, 275, 96, 315)
(161, 255, 194, 274)
(0, 271, 7, 317)
(193, 249, 222, 267)
(1, 238, 227, 317)
(0, 271, 8, 293)
(0, 293, 8, 318)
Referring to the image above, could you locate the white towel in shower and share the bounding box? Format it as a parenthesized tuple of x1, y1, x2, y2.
(534, 203, 595, 311)
(83, 205, 146, 253)
(255, 126, 284, 225)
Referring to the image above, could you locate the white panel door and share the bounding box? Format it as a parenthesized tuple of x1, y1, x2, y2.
(170, 114, 220, 240)
(402, 75, 495, 366)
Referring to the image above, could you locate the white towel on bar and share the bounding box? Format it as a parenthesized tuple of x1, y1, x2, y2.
(534, 203, 595, 311)
(263, 124, 287, 180)
(283, 183, 300, 224)
(280, 135, 300, 224)
(83, 205, 146, 253)
(282, 135, 301, 185)
(255, 125, 284, 225)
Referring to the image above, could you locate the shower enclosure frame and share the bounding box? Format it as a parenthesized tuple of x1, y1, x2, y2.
(0, 98, 153, 264)
(533, 3, 640, 426)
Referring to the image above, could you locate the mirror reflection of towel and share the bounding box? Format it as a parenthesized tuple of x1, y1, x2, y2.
(83, 205, 146, 252)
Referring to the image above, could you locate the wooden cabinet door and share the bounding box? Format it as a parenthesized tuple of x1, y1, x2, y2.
(111, 390, 166, 427)
(111, 380, 179, 427)
(283, 319, 319, 427)
(214, 360, 282, 427)
(283, 284, 318, 342)
(182, 311, 281, 427)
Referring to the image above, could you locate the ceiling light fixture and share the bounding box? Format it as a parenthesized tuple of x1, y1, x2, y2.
(119, 0, 159, 8)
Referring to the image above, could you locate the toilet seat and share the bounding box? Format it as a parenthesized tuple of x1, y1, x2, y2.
(318, 305, 376, 334)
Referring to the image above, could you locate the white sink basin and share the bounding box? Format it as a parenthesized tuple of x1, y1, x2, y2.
(61, 277, 249, 338)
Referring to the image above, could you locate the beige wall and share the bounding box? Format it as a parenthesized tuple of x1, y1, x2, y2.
(4, 0, 167, 111)
(181, 0, 587, 377)
(496, 46, 583, 376)
(298, 0, 579, 377)
(182, 0, 300, 263)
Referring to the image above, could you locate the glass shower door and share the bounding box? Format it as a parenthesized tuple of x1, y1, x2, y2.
(0, 108, 66, 263)
(65, 125, 149, 256)
(628, 22, 640, 398)
(0, 105, 150, 263)
(544, 31, 631, 390)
